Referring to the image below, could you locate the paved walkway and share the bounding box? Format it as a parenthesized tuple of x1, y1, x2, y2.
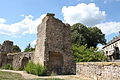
(0, 69, 91, 80)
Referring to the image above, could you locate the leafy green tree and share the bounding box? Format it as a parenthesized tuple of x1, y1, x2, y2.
(12, 45, 21, 53)
(88, 27, 106, 48)
(24, 43, 35, 52)
(71, 23, 106, 48)
(71, 23, 89, 46)
(72, 44, 107, 62)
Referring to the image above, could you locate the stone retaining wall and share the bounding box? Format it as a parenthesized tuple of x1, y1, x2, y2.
(76, 62, 120, 80)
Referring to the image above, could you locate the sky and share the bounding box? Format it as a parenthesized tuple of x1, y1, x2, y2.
(0, 0, 120, 51)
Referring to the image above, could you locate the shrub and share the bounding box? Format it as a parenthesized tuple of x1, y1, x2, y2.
(2, 64, 13, 70)
(72, 44, 108, 62)
(25, 61, 47, 76)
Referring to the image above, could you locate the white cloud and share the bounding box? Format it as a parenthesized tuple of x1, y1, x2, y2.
(0, 18, 6, 24)
(96, 22, 120, 35)
(62, 3, 106, 26)
(30, 39, 36, 47)
(0, 14, 46, 36)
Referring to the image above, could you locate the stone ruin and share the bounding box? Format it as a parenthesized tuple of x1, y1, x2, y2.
(33, 13, 76, 75)
(0, 40, 13, 53)
(0, 13, 75, 75)
(0, 40, 33, 70)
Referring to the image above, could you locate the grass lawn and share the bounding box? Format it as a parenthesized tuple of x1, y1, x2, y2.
(0, 71, 63, 80)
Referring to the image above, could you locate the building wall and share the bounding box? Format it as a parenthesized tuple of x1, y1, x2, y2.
(76, 62, 120, 80)
(103, 36, 120, 61)
(103, 39, 120, 59)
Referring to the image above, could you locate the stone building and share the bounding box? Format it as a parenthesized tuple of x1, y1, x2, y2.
(33, 13, 75, 75)
(103, 33, 120, 61)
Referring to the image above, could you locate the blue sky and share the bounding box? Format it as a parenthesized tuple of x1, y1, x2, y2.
(0, 0, 120, 50)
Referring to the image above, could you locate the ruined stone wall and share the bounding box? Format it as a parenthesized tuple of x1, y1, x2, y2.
(0, 52, 33, 70)
(45, 15, 75, 74)
(10, 52, 33, 70)
(33, 13, 75, 75)
(33, 15, 47, 65)
(0, 54, 7, 67)
(1, 40, 13, 53)
(76, 62, 120, 80)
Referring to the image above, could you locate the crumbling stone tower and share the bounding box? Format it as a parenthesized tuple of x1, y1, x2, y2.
(1, 40, 13, 53)
(33, 13, 75, 75)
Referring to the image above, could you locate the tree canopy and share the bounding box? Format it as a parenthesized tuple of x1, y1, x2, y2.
(71, 23, 107, 62)
(71, 23, 106, 48)
(13, 45, 21, 53)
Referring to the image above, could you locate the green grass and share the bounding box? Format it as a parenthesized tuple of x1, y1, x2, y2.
(0, 71, 25, 80)
(0, 71, 64, 80)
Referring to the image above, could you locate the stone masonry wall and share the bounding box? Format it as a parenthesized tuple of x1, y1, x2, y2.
(1, 40, 13, 53)
(0, 52, 33, 70)
(33, 13, 75, 75)
(76, 62, 120, 80)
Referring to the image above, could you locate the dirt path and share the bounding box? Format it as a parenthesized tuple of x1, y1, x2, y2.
(0, 69, 91, 80)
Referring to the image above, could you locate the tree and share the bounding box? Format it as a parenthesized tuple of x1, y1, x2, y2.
(71, 23, 106, 48)
(72, 44, 107, 62)
(24, 43, 35, 52)
(71, 23, 89, 46)
(13, 45, 21, 53)
(88, 27, 106, 48)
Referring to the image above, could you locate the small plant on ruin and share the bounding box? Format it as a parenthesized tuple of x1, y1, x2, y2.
(25, 61, 47, 76)
(2, 64, 13, 70)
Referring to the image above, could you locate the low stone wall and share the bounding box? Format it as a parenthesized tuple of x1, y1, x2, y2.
(0, 52, 33, 70)
(76, 62, 120, 80)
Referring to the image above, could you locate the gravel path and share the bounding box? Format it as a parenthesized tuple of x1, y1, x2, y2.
(0, 69, 91, 80)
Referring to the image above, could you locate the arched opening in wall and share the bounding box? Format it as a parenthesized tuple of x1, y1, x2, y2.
(114, 47, 120, 59)
(21, 57, 29, 69)
(48, 51, 63, 75)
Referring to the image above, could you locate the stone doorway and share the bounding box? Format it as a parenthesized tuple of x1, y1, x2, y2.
(48, 52, 63, 75)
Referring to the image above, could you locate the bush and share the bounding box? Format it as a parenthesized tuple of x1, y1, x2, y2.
(2, 64, 13, 70)
(72, 44, 108, 62)
(25, 61, 47, 76)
